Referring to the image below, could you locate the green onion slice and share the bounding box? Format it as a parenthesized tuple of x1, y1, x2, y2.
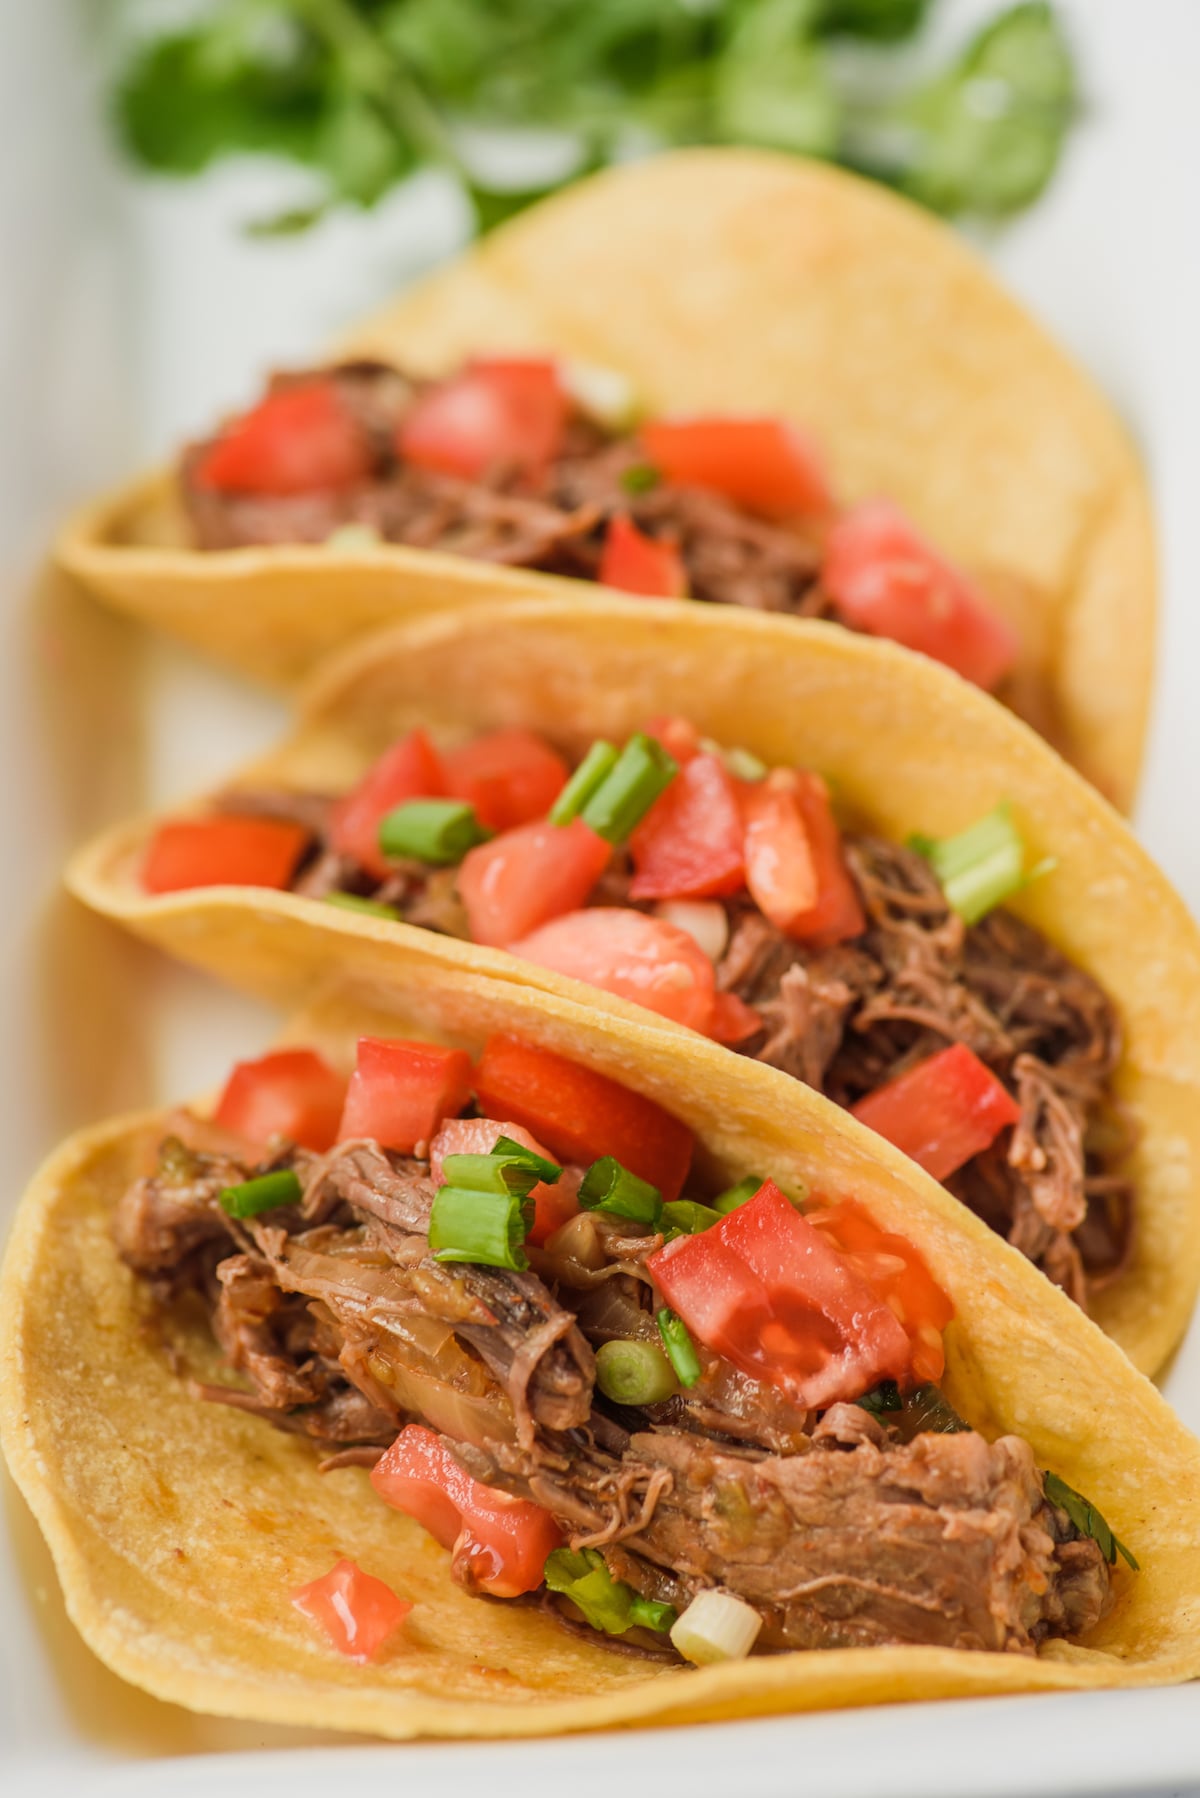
(544, 1547, 676, 1636)
(492, 1136, 562, 1183)
(581, 733, 678, 844)
(595, 1338, 679, 1406)
(657, 1307, 702, 1387)
(220, 1168, 303, 1218)
(619, 462, 660, 494)
(661, 1199, 723, 1235)
(549, 740, 618, 826)
(578, 1157, 662, 1225)
(698, 736, 768, 783)
(428, 1185, 532, 1271)
(378, 799, 492, 866)
(439, 1153, 539, 1197)
(909, 802, 1054, 926)
(323, 893, 403, 921)
(1043, 1471, 1138, 1571)
(711, 1175, 765, 1216)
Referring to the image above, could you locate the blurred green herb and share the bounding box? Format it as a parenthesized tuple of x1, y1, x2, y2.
(109, 0, 1077, 233)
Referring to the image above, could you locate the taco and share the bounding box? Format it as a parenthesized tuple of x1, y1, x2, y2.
(55, 150, 1154, 810)
(66, 599, 1200, 1378)
(5, 967, 1200, 1742)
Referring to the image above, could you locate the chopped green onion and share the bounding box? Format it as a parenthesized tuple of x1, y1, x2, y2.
(220, 1168, 302, 1218)
(580, 734, 678, 844)
(595, 1338, 679, 1406)
(544, 1547, 676, 1636)
(549, 740, 618, 826)
(440, 1153, 539, 1197)
(711, 1175, 765, 1215)
(669, 1589, 762, 1665)
(492, 1135, 562, 1183)
(657, 1308, 702, 1387)
(323, 893, 402, 921)
(378, 799, 492, 866)
(661, 1199, 723, 1235)
(1043, 1472, 1138, 1571)
(856, 1379, 904, 1418)
(578, 1157, 662, 1225)
(428, 1185, 531, 1271)
(698, 736, 768, 782)
(620, 462, 660, 494)
(909, 802, 1052, 926)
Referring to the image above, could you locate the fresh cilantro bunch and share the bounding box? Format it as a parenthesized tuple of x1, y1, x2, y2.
(111, 0, 1077, 234)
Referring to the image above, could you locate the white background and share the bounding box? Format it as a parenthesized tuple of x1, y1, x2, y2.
(2, 1, 1199, 1792)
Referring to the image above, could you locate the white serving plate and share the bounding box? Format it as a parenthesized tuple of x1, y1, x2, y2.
(3, 2, 1199, 1793)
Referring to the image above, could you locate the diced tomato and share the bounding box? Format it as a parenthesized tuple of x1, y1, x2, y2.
(397, 359, 567, 481)
(850, 1041, 1021, 1184)
(194, 379, 373, 496)
(643, 715, 701, 764)
(510, 908, 717, 1033)
(649, 1181, 912, 1408)
(291, 1558, 411, 1662)
(630, 753, 745, 900)
(741, 770, 864, 946)
(598, 513, 688, 598)
(811, 1198, 954, 1385)
(473, 1035, 694, 1203)
(442, 728, 569, 833)
(371, 1424, 561, 1598)
(458, 817, 610, 947)
(214, 1048, 347, 1153)
(640, 417, 832, 519)
(338, 1037, 473, 1152)
(330, 729, 447, 882)
(707, 991, 762, 1045)
(527, 1163, 583, 1246)
(822, 501, 1019, 691)
(141, 816, 309, 894)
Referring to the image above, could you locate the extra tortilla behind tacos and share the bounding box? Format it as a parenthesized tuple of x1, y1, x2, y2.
(66, 599, 1200, 1376)
(4, 974, 1200, 1741)
(56, 149, 1154, 810)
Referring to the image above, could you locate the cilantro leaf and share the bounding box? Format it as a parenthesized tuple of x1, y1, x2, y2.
(1043, 1470, 1139, 1571)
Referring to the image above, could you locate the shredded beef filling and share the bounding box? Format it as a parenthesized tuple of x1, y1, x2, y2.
(181, 361, 825, 615)
(214, 781, 1134, 1308)
(115, 1129, 1113, 1657)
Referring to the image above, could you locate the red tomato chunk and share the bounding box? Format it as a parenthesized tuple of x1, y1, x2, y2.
(458, 817, 610, 946)
(338, 1037, 473, 1152)
(640, 417, 832, 519)
(196, 379, 373, 496)
(822, 500, 1019, 691)
(214, 1048, 347, 1154)
(473, 1035, 694, 1203)
(741, 771, 864, 946)
(649, 1181, 915, 1408)
(372, 1424, 561, 1597)
(811, 1198, 954, 1385)
(598, 513, 687, 597)
(630, 753, 745, 900)
(291, 1558, 411, 1662)
(510, 907, 717, 1033)
(141, 816, 309, 894)
(398, 359, 566, 481)
(442, 728, 569, 833)
(850, 1041, 1021, 1183)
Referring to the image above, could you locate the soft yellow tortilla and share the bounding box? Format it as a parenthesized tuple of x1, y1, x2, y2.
(67, 598, 1200, 1378)
(5, 975, 1200, 1741)
(55, 149, 1154, 809)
